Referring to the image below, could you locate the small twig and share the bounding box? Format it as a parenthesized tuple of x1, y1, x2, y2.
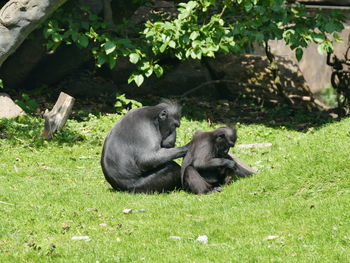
(218, 5, 227, 17)
(264, 41, 294, 105)
(0, 201, 14, 205)
(181, 80, 236, 97)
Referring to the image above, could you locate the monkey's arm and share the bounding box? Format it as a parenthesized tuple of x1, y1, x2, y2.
(230, 155, 255, 176)
(138, 145, 189, 171)
(192, 158, 236, 170)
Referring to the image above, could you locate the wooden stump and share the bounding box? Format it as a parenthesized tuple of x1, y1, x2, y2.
(42, 92, 75, 138)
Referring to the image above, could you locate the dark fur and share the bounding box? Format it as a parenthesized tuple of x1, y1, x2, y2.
(181, 127, 254, 194)
(101, 101, 188, 193)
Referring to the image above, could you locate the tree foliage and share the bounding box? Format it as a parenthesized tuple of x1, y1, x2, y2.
(43, 0, 345, 86)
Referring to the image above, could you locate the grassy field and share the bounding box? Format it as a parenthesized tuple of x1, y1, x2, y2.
(0, 113, 349, 263)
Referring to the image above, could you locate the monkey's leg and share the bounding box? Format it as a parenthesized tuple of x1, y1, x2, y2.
(131, 162, 182, 193)
(183, 166, 212, 194)
(227, 154, 255, 178)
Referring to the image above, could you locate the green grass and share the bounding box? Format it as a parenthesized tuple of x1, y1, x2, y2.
(0, 114, 349, 263)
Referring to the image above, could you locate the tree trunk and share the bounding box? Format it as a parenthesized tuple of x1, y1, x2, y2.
(0, 0, 68, 67)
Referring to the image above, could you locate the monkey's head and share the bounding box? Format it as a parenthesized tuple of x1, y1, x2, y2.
(157, 100, 181, 148)
(214, 127, 237, 157)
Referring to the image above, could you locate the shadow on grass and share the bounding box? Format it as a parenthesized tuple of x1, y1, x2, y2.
(115, 95, 337, 132)
(0, 116, 85, 148)
(0, 95, 339, 150)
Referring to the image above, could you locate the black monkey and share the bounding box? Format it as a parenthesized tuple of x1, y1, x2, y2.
(181, 127, 254, 194)
(101, 100, 188, 193)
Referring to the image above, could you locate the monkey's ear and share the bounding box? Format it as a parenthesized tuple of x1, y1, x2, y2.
(159, 110, 168, 120)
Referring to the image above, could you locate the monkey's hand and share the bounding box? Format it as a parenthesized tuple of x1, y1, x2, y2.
(224, 159, 237, 170)
(177, 145, 189, 158)
(180, 141, 192, 153)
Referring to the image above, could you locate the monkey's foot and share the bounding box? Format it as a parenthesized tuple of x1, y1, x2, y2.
(207, 186, 223, 194)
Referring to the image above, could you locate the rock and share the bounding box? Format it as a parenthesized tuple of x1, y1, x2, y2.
(122, 208, 133, 214)
(0, 30, 47, 89)
(71, 236, 91, 241)
(0, 0, 68, 67)
(264, 235, 279, 241)
(196, 235, 208, 244)
(0, 93, 25, 118)
(169, 236, 181, 240)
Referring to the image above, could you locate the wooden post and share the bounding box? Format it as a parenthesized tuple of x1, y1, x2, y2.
(42, 92, 75, 138)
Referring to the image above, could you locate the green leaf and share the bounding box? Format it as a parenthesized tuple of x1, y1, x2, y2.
(128, 75, 135, 84)
(332, 33, 343, 43)
(282, 29, 295, 40)
(0, 79, 3, 89)
(145, 68, 153, 78)
(43, 28, 53, 38)
(186, 1, 198, 11)
(129, 53, 140, 64)
(175, 53, 183, 60)
(140, 61, 151, 71)
(191, 40, 201, 48)
(244, 2, 253, 12)
(189, 31, 200, 40)
(108, 55, 116, 69)
(178, 12, 189, 20)
(295, 48, 303, 61)
(313, 33, 325, 44)
(317, 44, 326, 55)
(317, 41, 334, 54)
(154, 64, 164, 78)
(71, 31, 79, 42)
(220, 44, 229, 53)
(97, 54, 107, 67)
(168, 40, 176, 48)
(255, 32, 264, 42)
(190, 50, 198, 59)
(159, 43, 168, 53)
(324, 22, 340, 33)
(88, 27, 98, 39)
(52, 33, 63, 43)
(77, 35, 89, 48)
(185, 48, 191, 58)
(104, 41, 116, 55)
(134, 74, 144, 87)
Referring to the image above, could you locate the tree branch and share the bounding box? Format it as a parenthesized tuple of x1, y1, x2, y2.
(179, 79, 262, 98)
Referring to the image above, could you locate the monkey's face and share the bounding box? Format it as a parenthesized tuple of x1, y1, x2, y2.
(158, 109, 180, 147)
(215, 127, 237, 157)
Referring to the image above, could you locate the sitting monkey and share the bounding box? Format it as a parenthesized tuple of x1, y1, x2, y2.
(181, 127, 254, 194)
